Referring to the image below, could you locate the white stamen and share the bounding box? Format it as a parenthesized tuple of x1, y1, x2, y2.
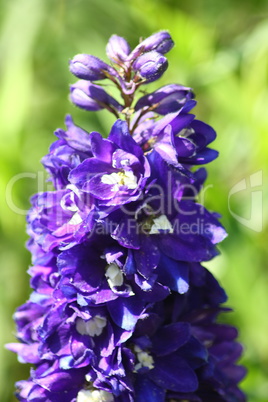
(120, 159, 130, 166)
(149, 214, 174, 234)
(123, 170, 138, 189)
(177, 127, 194, 138)
(134, 345, 154, 371)
(101, 171, 138, 192)
(77, 389, 114, 402)
(85, 374, 92, 382)
(76, 316, 107, 337)
(105, 263, 124, 288)
(101, 172, 121, 186)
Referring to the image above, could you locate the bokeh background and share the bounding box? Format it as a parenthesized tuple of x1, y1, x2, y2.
(0, 0, 268, 401)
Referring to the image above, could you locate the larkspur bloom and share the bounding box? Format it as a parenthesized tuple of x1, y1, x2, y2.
(7, 31, 246, 401)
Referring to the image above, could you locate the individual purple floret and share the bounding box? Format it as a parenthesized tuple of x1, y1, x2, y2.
(69, 120, 151, 208)
(132, 102, 219, 167)
(41, 114, 93, 190)
(134, 84, 194, 115)
(8, 31, 246, 402)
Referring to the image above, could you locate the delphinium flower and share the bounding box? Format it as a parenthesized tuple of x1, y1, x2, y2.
(7, 31, 246, 401)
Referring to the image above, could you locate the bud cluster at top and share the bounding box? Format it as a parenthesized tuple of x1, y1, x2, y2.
(69, 31, 194, 125)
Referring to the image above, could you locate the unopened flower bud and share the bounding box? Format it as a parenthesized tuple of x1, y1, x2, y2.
(69, 54, 117, 81)
(106, 34, 131, 64)
(70, 80, 122, 111)
(129, 31, 174, 60)
(135, 84, 194, 114)
(133, 51, 168, 83)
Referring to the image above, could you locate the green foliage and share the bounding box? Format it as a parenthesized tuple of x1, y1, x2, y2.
(1, 0, 267, 400)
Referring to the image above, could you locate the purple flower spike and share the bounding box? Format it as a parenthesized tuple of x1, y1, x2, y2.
(106, 34, 131, 64)
(133, 51, 168, 83)
(69, 54, 117, 81)
(70, 80, 122, 112)
(8, 30, 246, 402)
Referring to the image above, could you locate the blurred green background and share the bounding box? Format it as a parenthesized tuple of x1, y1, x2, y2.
(0, 0, 268, 401)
